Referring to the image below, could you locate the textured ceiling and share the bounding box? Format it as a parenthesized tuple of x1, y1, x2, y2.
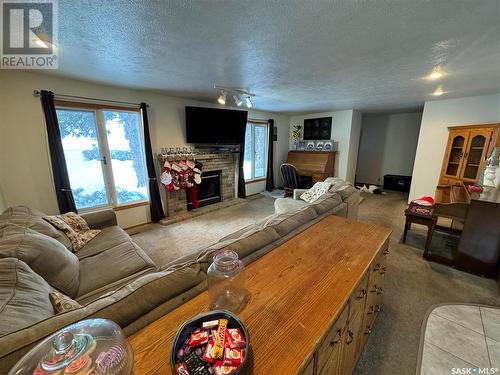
(49, 0, 500, 113)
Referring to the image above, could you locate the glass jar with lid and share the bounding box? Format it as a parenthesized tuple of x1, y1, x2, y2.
(207, 250, 250, 313)
(8, 318, 133, 375)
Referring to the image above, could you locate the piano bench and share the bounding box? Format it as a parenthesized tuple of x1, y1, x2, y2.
(403, 203, 437, 254)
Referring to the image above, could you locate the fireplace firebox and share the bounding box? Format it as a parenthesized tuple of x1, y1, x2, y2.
(186, 170, 222, 210)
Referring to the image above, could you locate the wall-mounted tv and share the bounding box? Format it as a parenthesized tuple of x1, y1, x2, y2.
(185, 106, 248, 144)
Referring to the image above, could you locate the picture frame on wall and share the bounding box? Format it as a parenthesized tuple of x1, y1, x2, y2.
(303, 117, 332, 140)
(298, 141, 306, 150)
(323, 141, 333, 151)
(315, 141, 324, 151)
(306, 141, 315, 150)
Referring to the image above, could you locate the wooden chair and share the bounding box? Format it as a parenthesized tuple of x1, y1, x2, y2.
(280, 163, 310, 197)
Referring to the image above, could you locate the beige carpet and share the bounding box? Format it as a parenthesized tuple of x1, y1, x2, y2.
(131, 195, 276, 268)
(354, 191, 500, 374)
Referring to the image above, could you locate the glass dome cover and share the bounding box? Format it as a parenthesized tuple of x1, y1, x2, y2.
(8, 319, 133, 375)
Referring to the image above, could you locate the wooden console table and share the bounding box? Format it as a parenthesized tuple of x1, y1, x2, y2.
(128, 215, 392, 374)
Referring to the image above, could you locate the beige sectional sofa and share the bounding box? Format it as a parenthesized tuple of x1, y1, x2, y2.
(0, 182, 359, 372)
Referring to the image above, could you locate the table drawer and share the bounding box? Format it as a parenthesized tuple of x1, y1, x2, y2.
(350, 272, 369, 319)
(317, 304, 348, 374)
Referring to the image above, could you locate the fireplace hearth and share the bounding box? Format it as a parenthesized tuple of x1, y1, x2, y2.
(187, 170, 222, 210)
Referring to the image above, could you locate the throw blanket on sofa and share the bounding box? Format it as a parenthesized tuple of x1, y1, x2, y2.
(43, 212, 100, 252)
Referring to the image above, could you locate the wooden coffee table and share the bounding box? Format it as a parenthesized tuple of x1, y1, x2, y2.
(128, 215, 391, 374)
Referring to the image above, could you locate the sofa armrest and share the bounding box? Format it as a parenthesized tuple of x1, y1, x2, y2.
(293, 189, 308, 200)
(81, 209, 117, 229)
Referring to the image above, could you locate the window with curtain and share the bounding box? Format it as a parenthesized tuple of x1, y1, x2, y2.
(243, 122, 268, 181)
(55, 104, 149, 210)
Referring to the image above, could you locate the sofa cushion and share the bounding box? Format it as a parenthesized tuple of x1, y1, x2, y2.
(300, 181, 332, 203)
(0, 258, 54, 337)
(274, 197, 308, 214)
(43, 212, 100, 252)
(0, 206, 72, 249)
(259, 206, 318, 237)
(77, 229, 157, 298)
(309, 192, 343, 215)
(197, 224, 281, 265)
(0, 262, 205, 372)
(0, 226, 80, 297)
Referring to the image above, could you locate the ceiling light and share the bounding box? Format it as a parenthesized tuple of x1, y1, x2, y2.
(233, 95, 243, 107)
(432, 86, 445, 96)
(426, 67, 446, 81)
(245, 96, 253, 108)
(217, 91, 226, 105)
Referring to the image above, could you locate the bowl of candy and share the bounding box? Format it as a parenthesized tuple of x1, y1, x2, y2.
(171, 310, 251, 375)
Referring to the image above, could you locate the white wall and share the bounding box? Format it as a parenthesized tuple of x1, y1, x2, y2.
(289, 110, 361, 183)
(0, 71, 290, 226)
(356, 112, 422, 185)
(410, 94, 500, 201)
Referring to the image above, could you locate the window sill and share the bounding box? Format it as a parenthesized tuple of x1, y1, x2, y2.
(113, 201, 149, 211)
(245, 178, 267, 184)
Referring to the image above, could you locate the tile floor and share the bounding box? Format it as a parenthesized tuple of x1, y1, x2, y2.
(420, 304, 500, 374)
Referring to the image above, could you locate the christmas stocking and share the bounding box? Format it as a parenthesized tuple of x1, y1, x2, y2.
(189, 184, 199, 209)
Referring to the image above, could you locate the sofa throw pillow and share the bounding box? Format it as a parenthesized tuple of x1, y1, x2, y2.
(0, 258, 55, 336)
(44, 212, 100, 252)
(0, 225, 80, 298)
(49, 291, 82, 313)
(300, 182, 332, 203)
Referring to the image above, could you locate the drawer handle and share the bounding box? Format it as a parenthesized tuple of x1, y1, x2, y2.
(376, 287, 383, 295)
(346, 329, 354, 344)
(370, 285, 378, 293)
(329, 328, 342, 346)
(367, 305, 374, 315)
(383, 249, 389, 256)
(380, 267, 386, 275)
(357, 289, 367, 299)
(364, 327, 372, 335)
(373, 263, 381, 272)
(374, 305, 381, 312)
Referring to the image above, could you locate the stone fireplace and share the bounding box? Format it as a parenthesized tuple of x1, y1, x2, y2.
(158, 151, 238, 219)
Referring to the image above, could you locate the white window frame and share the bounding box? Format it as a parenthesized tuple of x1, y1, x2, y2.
(244, 122, 269, 182)
(55, 105, 149, 212)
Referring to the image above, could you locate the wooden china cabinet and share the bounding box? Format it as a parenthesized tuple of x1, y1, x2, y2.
(439, 124, 499, 185)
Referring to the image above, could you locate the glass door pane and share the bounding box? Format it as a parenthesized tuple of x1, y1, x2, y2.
(56, 109, 109, 209)
(445, 135, 465, 177)
(103, 111, 149, 204)
(243, 124, 253, 180)
(254, 125, 267, 178)
(462, 135, 485, 180)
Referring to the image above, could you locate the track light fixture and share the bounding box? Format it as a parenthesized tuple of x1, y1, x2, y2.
(233, 95, 243, 107)
(217, 90, 227, 105)
(214, 85, 255, 108)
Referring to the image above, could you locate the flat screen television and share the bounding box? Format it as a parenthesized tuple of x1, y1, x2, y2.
(185, 106, 248, 144)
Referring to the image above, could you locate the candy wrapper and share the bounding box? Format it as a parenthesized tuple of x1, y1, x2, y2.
(202, 320, 219, 330)
(189, 330, 209, 348)
(176, 362, 191, 375)
(226, 328, 246, 349)
(214, 360, 237, 375)
(203, 340, 216, 364)
(223, 348, 245, 366)
(211, 319, 228, 359)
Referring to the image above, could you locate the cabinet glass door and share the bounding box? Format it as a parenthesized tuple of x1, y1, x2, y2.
(445, 135, 466, 177)
(462, 134, 486, 181)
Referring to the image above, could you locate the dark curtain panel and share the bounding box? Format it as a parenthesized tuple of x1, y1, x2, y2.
(266, 119, 275, 192)
(237, 127, 246, 199)
(40, 90, 77, 213)
(140, 103, 165, 222)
